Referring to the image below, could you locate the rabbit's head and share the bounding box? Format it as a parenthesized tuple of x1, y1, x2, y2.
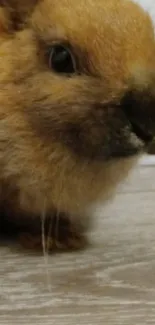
(0, 0, 155, 217)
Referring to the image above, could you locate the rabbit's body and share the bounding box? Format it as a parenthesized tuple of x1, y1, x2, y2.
(0, 0, 155, 250)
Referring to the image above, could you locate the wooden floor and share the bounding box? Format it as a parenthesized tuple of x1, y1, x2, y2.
(1, 155, 155, 325)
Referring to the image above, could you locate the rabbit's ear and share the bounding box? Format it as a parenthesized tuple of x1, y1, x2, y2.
(0, 0, 39, 29)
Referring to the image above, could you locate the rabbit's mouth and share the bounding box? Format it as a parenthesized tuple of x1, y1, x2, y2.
(129, 119, 153, 145)
(121, 90, 155, 147)
(106, 90, 155, 159)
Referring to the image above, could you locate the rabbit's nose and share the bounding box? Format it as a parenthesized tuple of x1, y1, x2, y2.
(121, 90, 155, 145)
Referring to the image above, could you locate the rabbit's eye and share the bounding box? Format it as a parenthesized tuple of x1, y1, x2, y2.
(48, 44, 76, 74)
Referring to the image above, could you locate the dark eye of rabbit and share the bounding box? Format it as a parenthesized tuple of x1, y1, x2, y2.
(48, 44, 76, 74)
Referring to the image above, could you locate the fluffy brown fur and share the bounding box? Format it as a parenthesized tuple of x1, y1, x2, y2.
(0, 0, 155, 251)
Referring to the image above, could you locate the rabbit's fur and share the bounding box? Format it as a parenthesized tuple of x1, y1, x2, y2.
(0, 0, 155, 250)
(133, 0, 155, 28)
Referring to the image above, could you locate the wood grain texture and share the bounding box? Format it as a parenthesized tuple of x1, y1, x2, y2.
(1, 155, 155, 325)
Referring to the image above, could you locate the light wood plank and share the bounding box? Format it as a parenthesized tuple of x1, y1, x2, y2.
(1, 157, 155, 324)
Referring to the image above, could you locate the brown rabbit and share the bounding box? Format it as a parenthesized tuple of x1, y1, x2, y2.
(0, 0, 155, 251)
